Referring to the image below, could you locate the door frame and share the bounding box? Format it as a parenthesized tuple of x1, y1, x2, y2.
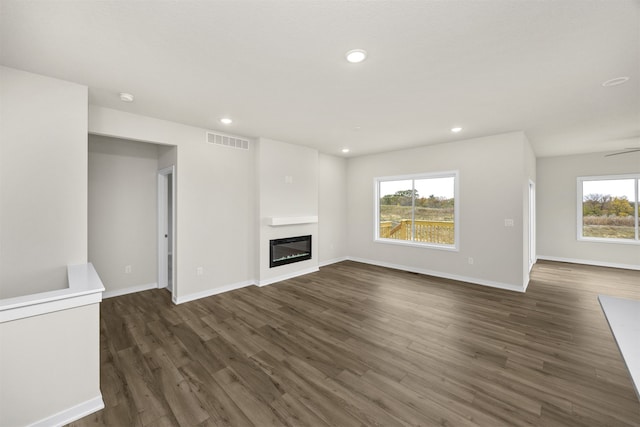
(528, 179, 536, 271)
(158, 166, 176, 298)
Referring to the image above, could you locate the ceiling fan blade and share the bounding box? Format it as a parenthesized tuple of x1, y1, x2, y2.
(605, 148, 640, 157)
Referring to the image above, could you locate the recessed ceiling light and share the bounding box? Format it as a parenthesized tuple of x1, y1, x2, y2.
(119, 92, 134, 102)
(342, 148, 350, 153)
(345, 49, 367, 63)
(220, 117, 233, 125)
(602, 76, 629, 87)
(451, 127, 462, 133)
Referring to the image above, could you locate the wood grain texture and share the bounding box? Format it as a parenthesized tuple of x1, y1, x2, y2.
(69, 260, 640, 426)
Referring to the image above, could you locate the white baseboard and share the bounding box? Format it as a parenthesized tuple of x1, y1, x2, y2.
(29, 394, 104, 427)
(257, 267, 319, 287)
(102, 283, 158, 299)
(537, 255, 640, 271)
(174, 280, 254, 304)
(347, 256, 526, 293)
(319, 256, 348, 267)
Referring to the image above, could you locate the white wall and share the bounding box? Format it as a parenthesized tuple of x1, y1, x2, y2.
(88, 135, 159, 294)
(0, 304, 101, 426)
(158, 144, 178, 170)
(0, 66, 88, 298)
(0, 67, 101, 425)
(537, 151, 640, 269)
(318, 153, 348, 265)
(347, 132, 530, 291)
(89, 106, 256, 302)
(256, 138, 319, 285)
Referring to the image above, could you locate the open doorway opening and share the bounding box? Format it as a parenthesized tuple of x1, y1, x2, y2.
(158, 166, 176, 296)
(528, 180, 536, 271)
(89, 135, 177, 299)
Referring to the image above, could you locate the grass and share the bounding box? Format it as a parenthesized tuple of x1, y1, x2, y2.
(380, 205, 453, 222)
(583, 226, 635, 239)
(583, 215, 636, 239)
(583, 215, 635, 226)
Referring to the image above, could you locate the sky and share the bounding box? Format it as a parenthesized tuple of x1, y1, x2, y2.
(583, 178, 637, 202)
(379, 177, 455, 199)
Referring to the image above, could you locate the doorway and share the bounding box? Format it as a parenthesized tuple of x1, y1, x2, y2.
(528, 180, 536, 271)
(158, 166, 176, 295)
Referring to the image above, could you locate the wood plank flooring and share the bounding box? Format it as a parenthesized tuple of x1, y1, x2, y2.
(70, 260, 640, 426)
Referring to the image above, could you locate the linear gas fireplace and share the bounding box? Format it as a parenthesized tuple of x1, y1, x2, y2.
(270, 235, 312, 268)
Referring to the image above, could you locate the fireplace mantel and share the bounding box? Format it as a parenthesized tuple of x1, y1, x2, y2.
(267, 216, 318, 226)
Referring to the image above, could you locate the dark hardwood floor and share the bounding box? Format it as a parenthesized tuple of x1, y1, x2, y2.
(70, 260, 640, 426)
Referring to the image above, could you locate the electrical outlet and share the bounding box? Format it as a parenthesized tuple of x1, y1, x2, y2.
(125, 265, 132, 274)
(285, 175, 293, 184)
(468, 257, 474, 265)
(196, 267, 203, 276)
(504, 218, 514, 227)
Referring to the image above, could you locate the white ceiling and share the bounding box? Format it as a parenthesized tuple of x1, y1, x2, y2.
(1, 0, 639, 158)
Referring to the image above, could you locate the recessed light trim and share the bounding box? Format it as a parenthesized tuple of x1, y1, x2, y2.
(342, 148, 350, 153)
(345, 49, 367, 63)
(119, 92, 134, 103)
(602, 76, 629, 87)
(220, 117, 233, 125)
(451, 127, 462, 133)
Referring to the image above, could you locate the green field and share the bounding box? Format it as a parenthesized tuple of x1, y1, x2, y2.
(582, 214, 636, 239)
(380, 205, 453, 222)
(583, 226, 635, 239)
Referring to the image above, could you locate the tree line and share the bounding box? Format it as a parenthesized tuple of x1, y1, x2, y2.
(381, 189, 454, 209)
(583, 193, 634, 217)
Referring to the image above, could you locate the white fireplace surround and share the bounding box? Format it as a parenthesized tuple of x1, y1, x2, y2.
(257, 138, 319, 287)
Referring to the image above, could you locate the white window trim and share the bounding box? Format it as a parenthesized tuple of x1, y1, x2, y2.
(374, 170, 460, 251)
(576, 173, 639, 245)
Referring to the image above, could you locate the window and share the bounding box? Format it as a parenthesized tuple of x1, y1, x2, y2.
(375, 171, 459, 250)
(577, 174, 639, 243)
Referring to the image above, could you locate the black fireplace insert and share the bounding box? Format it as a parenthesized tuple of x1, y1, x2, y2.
(270, 235, 312, 268)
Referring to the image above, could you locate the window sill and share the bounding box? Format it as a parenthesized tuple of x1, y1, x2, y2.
(374, 237, 458, 252)
(578, 237, 640, 245)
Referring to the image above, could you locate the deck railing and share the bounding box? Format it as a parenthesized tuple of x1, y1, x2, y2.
(380, 220, 454, 244)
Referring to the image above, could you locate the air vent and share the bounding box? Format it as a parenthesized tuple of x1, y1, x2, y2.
(206, 131, 250, 150)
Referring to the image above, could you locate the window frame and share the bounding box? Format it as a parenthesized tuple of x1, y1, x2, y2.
(374, 170, 460, 251)
(576, 173, 639, 245)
